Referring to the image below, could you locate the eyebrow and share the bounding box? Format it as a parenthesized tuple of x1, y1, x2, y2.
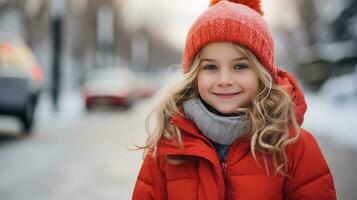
(200, 57, 248, 62)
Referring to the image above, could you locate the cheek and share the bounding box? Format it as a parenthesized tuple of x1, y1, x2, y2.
(197, 74, 212, 94)
(240, 73, 259, 94)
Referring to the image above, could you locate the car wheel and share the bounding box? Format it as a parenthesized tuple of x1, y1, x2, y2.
(20, 101, 35, 135)
(85, 103, 93, 111)
(124, 102, 133, 110)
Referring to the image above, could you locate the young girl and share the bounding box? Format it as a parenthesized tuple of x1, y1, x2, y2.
(132, 0, 336, 199)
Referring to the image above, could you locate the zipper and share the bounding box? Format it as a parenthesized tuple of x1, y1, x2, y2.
(222, 162, 227, 175)
(213, 148, 226, 200)
(222, 162, 228, 186)
(221, 137, 247, 200)
(215, 146, 232, 200)
(223, 158, 230, 200)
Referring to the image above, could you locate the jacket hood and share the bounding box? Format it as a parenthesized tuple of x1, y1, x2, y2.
(276, 68, 307, 126)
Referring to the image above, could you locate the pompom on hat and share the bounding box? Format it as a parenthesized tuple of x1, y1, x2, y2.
(182, 0, 276, 80)
(209, 0, 264, 15)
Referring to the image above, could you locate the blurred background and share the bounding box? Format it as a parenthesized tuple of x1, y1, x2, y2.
(0, 0, 356, 199)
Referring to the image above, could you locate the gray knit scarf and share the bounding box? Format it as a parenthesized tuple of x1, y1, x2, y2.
(183, 98, 248, 145)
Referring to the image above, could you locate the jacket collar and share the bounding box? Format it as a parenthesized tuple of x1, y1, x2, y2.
(171, 108, 211, 144)
(157, 108, 214, 155)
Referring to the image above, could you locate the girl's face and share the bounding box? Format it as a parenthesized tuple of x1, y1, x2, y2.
(197, 42, 260, 114)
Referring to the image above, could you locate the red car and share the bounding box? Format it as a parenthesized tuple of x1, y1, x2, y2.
(82, 67, 136, 110)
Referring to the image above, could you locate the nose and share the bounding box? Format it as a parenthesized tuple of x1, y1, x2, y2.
(217, 70, 234, 86)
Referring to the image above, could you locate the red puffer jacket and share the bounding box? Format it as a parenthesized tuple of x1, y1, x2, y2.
(132, 69, 336, 199)
(132, 116, 336, 200)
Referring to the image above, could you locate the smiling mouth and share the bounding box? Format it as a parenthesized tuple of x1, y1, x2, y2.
(212, 92, 241, 99)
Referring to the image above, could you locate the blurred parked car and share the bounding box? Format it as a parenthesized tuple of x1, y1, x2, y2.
(0, 34, 43, 134)
(82, 67, 136, 110)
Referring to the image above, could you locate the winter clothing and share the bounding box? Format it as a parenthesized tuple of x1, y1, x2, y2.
(182, 1, 277, 81)
(132, 69, 336, 199)
(132, 116, 336, 200)
(183, 98, 248, 145)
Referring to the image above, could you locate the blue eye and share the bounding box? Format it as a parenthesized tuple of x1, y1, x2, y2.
(233, 63, 248, 70)
(203, 64, 217, 70)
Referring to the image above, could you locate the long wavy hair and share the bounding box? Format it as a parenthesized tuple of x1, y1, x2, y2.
(136, 44, 300, 176)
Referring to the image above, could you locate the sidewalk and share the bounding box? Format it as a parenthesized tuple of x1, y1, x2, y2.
(317, 136, 357, 200)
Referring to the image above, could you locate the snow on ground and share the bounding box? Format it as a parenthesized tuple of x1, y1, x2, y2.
(35, 91, 85, 132)
(303, 73, 357, 149)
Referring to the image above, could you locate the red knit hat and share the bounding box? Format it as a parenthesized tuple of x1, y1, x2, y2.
(182, 0, 277, 81)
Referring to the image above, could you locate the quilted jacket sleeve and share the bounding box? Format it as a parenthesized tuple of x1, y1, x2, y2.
(132, 153, 166, 200)
(284, 129, 336, 199)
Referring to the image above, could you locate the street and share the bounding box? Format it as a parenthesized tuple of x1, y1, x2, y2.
(0, 93, 148, 200)
(0, 93, 356, 200)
